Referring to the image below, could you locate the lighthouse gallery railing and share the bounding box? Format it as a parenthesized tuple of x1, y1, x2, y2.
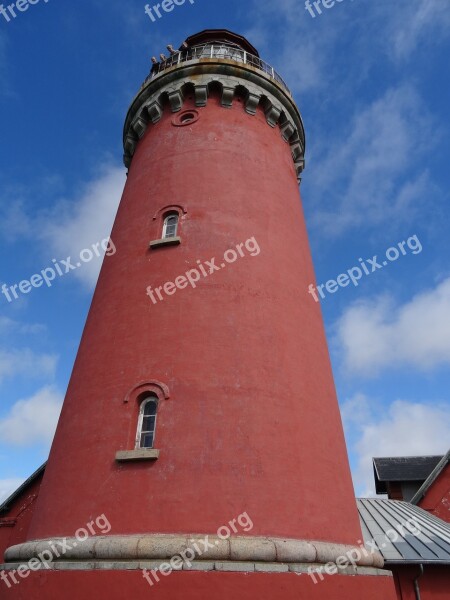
(142, 44, 291, 95)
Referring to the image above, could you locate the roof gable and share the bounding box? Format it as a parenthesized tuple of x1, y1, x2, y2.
(373, 455, 443, 494)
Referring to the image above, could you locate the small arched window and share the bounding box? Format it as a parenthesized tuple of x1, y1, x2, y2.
(162, 213, 178, 239)
(136, 396, 158, 449)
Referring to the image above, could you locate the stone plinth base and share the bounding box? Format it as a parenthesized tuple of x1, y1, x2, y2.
(0, 535, 399, 598)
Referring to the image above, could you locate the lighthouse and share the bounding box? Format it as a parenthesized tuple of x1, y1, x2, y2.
(1, 29, 398, 599)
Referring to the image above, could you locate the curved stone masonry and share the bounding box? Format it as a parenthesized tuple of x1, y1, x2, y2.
(123, 61, 306, 182)
(4, 534, 384, 569)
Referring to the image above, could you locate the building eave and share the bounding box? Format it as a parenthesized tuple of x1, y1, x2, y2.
(0, 463, 46, 515)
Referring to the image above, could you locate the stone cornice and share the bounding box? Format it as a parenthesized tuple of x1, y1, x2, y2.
(4, 534, 383, 568)
(123, 61, 306, 182)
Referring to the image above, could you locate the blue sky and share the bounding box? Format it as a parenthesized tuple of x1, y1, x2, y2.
(0, 0, 449, 502)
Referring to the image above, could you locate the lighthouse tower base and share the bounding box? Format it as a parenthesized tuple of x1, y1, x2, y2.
(1, 533, 398, 599)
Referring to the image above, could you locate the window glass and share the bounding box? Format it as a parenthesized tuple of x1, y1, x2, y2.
(163, 214, 178, 238)
(138, 397, 158, 449)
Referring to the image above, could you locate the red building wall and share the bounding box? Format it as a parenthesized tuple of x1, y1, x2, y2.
(0, 570, 398, 600)
(393, 565, 450, 600)
(0, 474, 43, 562)
(418, 466, 450, 523)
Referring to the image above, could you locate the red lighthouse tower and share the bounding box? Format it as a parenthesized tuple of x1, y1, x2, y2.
(1, 30, 398, 599)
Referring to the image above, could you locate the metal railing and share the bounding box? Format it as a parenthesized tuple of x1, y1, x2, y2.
(142, 44, 291, 94)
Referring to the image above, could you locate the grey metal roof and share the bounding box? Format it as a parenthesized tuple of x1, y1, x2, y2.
(410, 450, 450, 506)
(373, 455, 443, 494)
(357, 498, 450, 564)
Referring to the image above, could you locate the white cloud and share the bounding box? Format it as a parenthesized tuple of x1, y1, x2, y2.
(245, 0, 341, 93)
(380, 0, 450, 61)
(0, 176, 65, 243)
(0, 386, 63, 447)
(0, 200, 32, 243)
(0, 165, 124, 289)
(0, 478, 25, 504)
(0, 317, 46, 335)
(335, 278, 450, 376)
(340, 392, 372, 426)
(0, 317, 19, 333)
(310, 85, 435, 235)
(243, 3, 445, 236)
(246, 0, 450, 97)
(39, 165, 125, 288)
(342, 394, 450, 496)
(0, 348, 57, 384)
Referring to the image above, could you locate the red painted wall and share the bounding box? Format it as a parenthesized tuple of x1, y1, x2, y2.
(418, 465, 450, 523)
(0, 570, 397, 600)
(393, 565, 450, 600)
(0, 474, 43, 562)
(26, 90, 363, 546)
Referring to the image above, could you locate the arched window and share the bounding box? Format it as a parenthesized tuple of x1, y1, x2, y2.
(136, 396, 158, 449)
(162, 213, 178, 239)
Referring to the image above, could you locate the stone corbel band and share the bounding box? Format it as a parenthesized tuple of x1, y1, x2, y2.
(1, 534, 390, 577)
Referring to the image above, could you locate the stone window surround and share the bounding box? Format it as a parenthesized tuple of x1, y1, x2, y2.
(150, 205, 186, 249)
(116, 380, 170, 462)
